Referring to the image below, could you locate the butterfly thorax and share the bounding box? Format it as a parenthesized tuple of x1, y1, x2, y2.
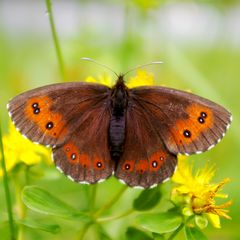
(109, 76, 128, 161)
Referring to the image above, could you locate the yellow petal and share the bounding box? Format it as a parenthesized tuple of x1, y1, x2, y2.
(207, 213, 221, 228)
(85, 76, 97, 83)
(85, 74, 112, 86)
(127, 70, 154, 88)
(0, 123, 51, 176)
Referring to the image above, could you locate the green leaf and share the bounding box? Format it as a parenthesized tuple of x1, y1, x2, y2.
(96, 224, 112, 240)
(17, 219, 60, 234)
(133, 187, 162, 211)
(184, 226, 208, 240)
(126, 227, 153, 240)
(135, 211, 182, 234)
(152, 233, 165, 240)
(22, 186, 90, 221)
(99, 232, 112, 240)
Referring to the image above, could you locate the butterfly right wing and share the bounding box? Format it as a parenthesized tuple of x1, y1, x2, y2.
(129, 86, 232, 155)
(115, 98, 177, 188)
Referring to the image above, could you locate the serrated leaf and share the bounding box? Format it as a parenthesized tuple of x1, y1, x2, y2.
(126, 227, 153, 240)
(133, 187, 162, 211)
(136, 211, 182, 234)
(184, 226, 208, 240)
(17, 219, 60, 234)
(22, 186, 90, 221)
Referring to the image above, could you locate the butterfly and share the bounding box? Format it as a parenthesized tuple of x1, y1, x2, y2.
(7, 75, 232, 188)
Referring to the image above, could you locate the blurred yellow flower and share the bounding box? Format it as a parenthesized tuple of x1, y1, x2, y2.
(171, 157, 232, 228)
(0, 123, 51, 176)
(127, 70, 154, 88)
(85, 73, 113, 86)
(85, 70, 154, 88)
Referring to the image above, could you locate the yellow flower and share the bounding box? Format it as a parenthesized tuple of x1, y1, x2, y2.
(127, 70, 154, 88)
(171, 157, 232, 228)
(85, 73, 113, 87)
(0, 123, 51, 175)
(85, 70, 154, 88)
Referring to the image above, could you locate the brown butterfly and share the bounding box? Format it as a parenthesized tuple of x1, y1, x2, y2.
(7, 75, 232, 188)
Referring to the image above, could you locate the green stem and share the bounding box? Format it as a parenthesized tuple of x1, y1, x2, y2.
(16, 167, 28, 240)
(167, 223, 184, 240)
(45, 0, 66, 81)
(167, 215, 194, 240)
(16, 198, 24, 240)
(0, 123, 16, 240)
(94, 185, 128, 218)
(89, 184, 97, 213)
(97, 208, 135, 223)
(78, 222, 92, 240)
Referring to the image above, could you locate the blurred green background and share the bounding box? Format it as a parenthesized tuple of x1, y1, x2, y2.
(0, 0, 239, 239)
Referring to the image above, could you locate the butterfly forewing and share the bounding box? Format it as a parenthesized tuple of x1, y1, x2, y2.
(130, 86, 232, 155)
(8, 82, 110, 147)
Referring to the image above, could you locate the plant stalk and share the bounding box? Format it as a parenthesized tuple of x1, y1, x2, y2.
(94, 185, 128, 218)
(0, 123, 16, 240)
(45, 0, 66, 81)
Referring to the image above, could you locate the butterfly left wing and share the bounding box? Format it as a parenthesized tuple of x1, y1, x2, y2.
(8, 82, 114, 183)
(53, 102, 114, 184)
(129, 86, 232, 155)
(115, 99, 177, 188)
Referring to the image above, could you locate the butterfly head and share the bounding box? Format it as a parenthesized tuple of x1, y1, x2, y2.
(111, 75, 128, 109)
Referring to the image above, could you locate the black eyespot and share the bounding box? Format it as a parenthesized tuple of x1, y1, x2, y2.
(152, 161, 158, 168)
(198, 117, 205, 124)
(46, 121, 54, 129)
(97, 162, 102, 168)
(125, 164, 130, 170)
(71, 153, 76, 160)
(201, 112, 207, 118)
(183, 130, 191, 138)
(160, 156, 164, 161)
(33, 108, 40, 114)
(32, 103, 38, 108)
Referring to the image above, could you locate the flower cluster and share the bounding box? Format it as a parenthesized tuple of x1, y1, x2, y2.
(85, 69, 154, 88)
(0, 123, 51, 175)
(171, 157, 232, 229)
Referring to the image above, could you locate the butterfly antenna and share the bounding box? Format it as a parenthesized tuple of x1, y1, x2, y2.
(81, 57, 119, 77)
(123, 61, 163, 77)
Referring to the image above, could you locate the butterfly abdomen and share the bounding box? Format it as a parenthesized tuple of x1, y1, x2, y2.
(109, 82, 128, 160)
(109, 114, 126, 159)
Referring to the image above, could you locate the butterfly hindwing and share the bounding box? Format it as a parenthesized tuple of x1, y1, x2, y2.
(53, 102, 114, 183)
(8, 82, 110, 147)
(130, 86, 232, 155)
(115, 99, 177, 188)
